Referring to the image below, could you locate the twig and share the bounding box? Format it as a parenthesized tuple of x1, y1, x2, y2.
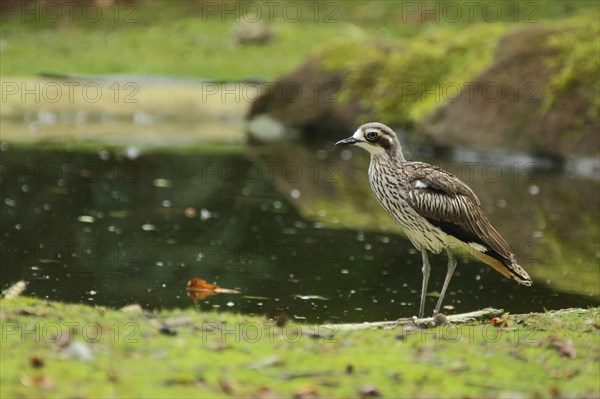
(321, 308, 504, 331)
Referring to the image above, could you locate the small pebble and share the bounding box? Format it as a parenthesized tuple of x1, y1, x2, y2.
(120, 304, 143, 313)
(434, 313, 448, 326)
(62, 342, 93, 361)
(159, 326, 177, 336)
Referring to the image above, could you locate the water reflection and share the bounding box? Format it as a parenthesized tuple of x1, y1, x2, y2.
(1, 143, 598, 322)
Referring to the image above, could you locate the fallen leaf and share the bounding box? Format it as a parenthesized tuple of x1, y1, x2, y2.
(30, 357, 44, 368)
(219, 377, 234, 394)
(186, 278, 240, 301)
(252, 386, 279, 399)
(545, 335, 577, 359)
(490, 316, 510, 328)
(359, 385, 382, 398)
(558, 340, 577, 359)
(50, 328, 75, 349)
(275, 312, 289, 327)
(20, 375, 54, 389)
(293, 386, 320, 399)
(107, 367, 119, 383)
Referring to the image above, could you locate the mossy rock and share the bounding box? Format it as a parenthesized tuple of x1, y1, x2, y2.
(246, 56, 369, 142)
(422, 22, 600, 157)
(248, 15, 599, 158)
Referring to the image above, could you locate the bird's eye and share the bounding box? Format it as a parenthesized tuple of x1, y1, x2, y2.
(365, 131, 378, 141)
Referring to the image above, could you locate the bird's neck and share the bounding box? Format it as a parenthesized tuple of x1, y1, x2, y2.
(371, 150, 406, 166)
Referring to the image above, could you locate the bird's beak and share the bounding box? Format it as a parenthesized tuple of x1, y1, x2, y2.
(335, 137, 360, 146)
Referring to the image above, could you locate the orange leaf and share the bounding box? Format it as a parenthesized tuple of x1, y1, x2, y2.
(490, 316, 510, 328)
(186, 278, 240, 301)
(187, 278, 219, 291)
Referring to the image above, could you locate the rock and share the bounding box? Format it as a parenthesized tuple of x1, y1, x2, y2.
(247, 57, 368, 142)
(420, 27, 599, 157)
(232, 15, 274, 45)
(248, 25, 598, 157)
(433, 313, 448, 326)
(62, 341, 93, 362)
(120, 304, 143, 313)
(247, 115, 291, 142)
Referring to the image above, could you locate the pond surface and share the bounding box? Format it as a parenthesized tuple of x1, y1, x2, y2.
(1, 143, 598, 322)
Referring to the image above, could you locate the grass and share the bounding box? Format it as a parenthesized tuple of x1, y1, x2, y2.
(1, 296, 599, 398)
(1, 1, 360, 79)
(1, 1, 597, 79)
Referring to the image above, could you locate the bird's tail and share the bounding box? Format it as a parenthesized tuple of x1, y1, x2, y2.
(472, 250, 532, 286)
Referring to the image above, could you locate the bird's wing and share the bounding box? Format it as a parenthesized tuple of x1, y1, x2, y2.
(403, 163, 512, 261)
(402, 162, 531, 285)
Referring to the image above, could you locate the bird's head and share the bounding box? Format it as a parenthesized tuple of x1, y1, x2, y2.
(335, 122, 404, 160)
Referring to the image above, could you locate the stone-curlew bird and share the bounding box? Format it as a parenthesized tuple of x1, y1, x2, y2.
(336, 122, 532, 318)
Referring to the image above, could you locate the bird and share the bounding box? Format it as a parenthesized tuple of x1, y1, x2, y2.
(336, 122, 532, 318)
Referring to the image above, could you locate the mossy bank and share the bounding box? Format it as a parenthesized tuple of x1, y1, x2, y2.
(1, 297, 598, 398)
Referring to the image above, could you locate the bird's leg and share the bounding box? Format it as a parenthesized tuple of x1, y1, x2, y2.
(433, 248, 457, 315)
(419, 249, 431, 319)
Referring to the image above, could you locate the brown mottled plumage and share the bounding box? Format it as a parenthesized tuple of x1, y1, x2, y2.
(336, 122, 531, 318)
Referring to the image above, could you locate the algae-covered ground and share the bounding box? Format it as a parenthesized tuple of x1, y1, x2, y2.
(1, 297, 598, 398)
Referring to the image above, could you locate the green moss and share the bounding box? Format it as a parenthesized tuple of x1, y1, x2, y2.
(320, 11, 599, 129)
(1, 297, 599, 398)
(543, 15, 600, 121)
(321, 24, 510, 126)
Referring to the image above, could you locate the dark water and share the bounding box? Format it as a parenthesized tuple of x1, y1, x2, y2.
(1, 144, 599, 322)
